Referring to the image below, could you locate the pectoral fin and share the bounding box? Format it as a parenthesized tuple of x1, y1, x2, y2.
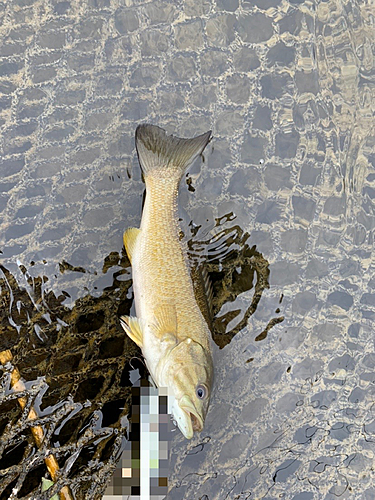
(120, 315, 143, 348)
(123, 228, 141, 264)
(152, 303, 178, 338)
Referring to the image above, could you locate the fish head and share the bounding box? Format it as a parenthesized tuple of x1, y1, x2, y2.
(161, 337, 213, 439)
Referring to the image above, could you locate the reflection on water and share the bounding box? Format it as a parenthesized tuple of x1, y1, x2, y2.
(0, 0, 374, 498)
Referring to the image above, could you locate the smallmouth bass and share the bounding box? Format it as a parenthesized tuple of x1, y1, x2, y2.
(121, 124, 213, 439)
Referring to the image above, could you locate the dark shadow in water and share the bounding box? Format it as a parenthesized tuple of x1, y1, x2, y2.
(188, 214, 280, 348)
(0, 254, 147, 500)
(0, 220, 279, 498)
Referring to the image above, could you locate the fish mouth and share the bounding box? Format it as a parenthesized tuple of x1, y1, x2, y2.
(173, 395, 204, 439)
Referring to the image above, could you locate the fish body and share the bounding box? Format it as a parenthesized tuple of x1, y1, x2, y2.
(121, 124, 213, 439)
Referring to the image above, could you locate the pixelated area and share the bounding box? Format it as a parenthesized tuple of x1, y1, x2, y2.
(104, 383, 171, 499)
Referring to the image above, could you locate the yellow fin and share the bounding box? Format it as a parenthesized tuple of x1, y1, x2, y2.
(123, 228, 141, 264)
(152, 303, 177, 337)
(120, 315, 143, 348)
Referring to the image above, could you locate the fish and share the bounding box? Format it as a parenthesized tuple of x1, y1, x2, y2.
(120, 124, 214, 439)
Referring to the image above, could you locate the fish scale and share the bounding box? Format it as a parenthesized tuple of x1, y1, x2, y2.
(121, 124, 213, 439)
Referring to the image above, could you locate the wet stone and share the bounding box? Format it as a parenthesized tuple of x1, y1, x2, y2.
(317, 228, 341, 247)
(55, 89, 86, 106)
(83, 207, 114, 229)
(15, 204, 43, 219)
(17, 103, 46, 120)
(76, 17, 104, 39)
(264, 164, 292, 191)
(122, 97, 150, 120)
(244, 0, 281, 8)
(71, 147, 102, 165)
(360, 293, 375, 306)
(114, 8, 139, 34)
(184, 0, 210, 16)
(3, 140, 32, 155)
(258, 361, 286, 385)
(241, 133, 266, 164)
(327, 291, 353, 311)
(140, 30, 169, 57)
(31, 51, 62, 65)
(261, 73, 294, 99)
(276, 392, 302, 413)
(267, 41, 296, 67)
(226, 74, 251, 104)
(229, 168, 261, 198)
(281, 229, 307, 254)
(306, 258, 328, 279)
(130, 63, 162, 88)
(0, 96, 12, 110)
(269, 261, 300, 285)
(311, 323, 342, 344)
(253, 104, 272, 131)
(205, 14, 236, 47)
(256, 200, 282, 225)
(1, 158, 25, 178)
(85, 112, 114, 131)
(44, 125, 74, 142)
(323, 196, 346, 216)
(94, 75, 124, 97)
(0, 61, 23, 76)
(215, 110, 243, 135)
(31, 66, 57, 84)
(310, 390, 337, 409)
(278, 326, 305, 350)
(190, 84, 217, 109)
(37, 31, 66, 49)
(329, 422, 351, 442)
(328, 354, 355, 372)
(5, 221, 36, 240)
(9, 122, 38, 138)
(233, 46, 260, 71)
(167, 55, 197, 82)
(240, 397, 267, 423)
(274, 459, 302, 482)
(143, 2, 176, 25)
(200, 50, 228, 77)
(216, 0, 238, 11)
(218, 433, 248, 462)
(275, 129, 300, 159)
(0, 80, 17, 94)
(294, 425, 318, 444)
(67, 54, 95, 73)
(174, 20, 204, 50)
(199, 174, 224, 198)
(292, 291, 317, 315)
(9, 26, 34, 42)
(0, 194, 9, 213)
(0, 42, 26, 57)
(236, 13, 273, 43)
(292, 195, 316, 222)
(292, 358, 323, 379)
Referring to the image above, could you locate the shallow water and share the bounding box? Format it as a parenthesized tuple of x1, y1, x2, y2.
(0, 0, 374, 499)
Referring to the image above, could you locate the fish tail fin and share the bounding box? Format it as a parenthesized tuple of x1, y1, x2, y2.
(135, 124, 212, 181)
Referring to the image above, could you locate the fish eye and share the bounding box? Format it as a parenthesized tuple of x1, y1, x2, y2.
(196, 384, 207, 399)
